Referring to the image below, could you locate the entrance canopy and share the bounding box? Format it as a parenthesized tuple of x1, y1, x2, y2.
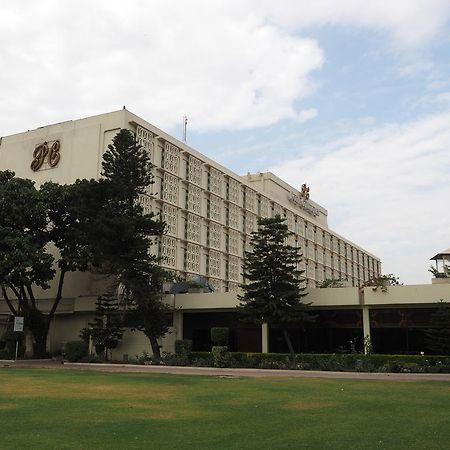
(430, 248, 450, 261)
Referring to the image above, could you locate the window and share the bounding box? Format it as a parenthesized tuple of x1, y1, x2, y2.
(162, 172, 178, 205)
(160, 236, 177, 268)
(162, 204, 177, 236)
(187, 155, 202, 186)
(162, 142, 180, 174)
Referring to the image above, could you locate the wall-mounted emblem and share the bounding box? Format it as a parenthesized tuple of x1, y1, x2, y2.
(288, 183, 319, 217)
(31, 140, 61, 171)
(300, 183, 310, 200)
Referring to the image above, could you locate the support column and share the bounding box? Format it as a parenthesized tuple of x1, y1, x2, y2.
(261, 323, 269, 353)
(362, 306, 371, 354)
(173, 310, 184, 341)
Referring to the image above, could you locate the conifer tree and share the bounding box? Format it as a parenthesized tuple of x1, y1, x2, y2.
(425, 300, 450, 355)
(102, 129, 153, 207)
(100, 129, 170, 358)
(0, 130, 168, 358)
(237, 215, 313, 354)
(83, 295, 123, 360)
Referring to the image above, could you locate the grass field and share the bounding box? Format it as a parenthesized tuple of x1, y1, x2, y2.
(0, 369, 449, 449)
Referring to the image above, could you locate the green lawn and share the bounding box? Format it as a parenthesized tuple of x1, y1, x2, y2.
(0, 369, 449, 449)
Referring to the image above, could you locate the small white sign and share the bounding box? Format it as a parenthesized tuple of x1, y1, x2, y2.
(13, 316, 24, 332)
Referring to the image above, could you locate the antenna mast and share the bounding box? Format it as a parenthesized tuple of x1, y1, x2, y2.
(182, 116, 188, 142)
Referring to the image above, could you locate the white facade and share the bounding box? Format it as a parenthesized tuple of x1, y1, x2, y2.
(0, 109, 381, 292)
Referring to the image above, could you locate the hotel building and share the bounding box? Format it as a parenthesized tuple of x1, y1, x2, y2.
(0, 109, 380, 294)
(7, 109, 434, 357)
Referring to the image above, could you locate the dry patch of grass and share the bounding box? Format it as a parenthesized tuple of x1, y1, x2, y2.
(0, 376, 178, 401)
(0, 403, 17, 410)
(0, 373, 209, 422)
(56, 400, 208, 423)
(284, 400, 337, 410)
(112, 401, 207, 420)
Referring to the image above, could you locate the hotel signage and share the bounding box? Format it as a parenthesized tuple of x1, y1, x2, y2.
(31, 140, 61, 171)
(288, 184, 320, 217)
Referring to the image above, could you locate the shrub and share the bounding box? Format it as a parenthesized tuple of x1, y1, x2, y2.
(400, 362, 422, 373)
(259, 357, 293, 370)
(228, 352, 251, 368)
(2, 330, 25, 342)
(212, 346, 229, 367)
(64, 341, 88, 362)
(190, 351, 211, 360)
(95, 343, 105, 356)
(211, 327, 229, 346)
(0, 349, 10, 359)
(116, 348, 450, 373)
(186, 351, 214, 367)
(212, 352, 450, 373)
(174, 339, 192, 356)
(162, 351, 193, 366)
(1, 330, 26, 359)
(133, 350, 163, 365)
(32, 343, 49, 359)
(191, 356, 214, 367)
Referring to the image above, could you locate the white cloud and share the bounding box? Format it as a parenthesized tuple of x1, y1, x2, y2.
(0, 1, 323, 135)
(294, 108, 318, 123)
(1, 1, 450, 135)
(271, 111, 450, 284)
(256, 0, 450, 48)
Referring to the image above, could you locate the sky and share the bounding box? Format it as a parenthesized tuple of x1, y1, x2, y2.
(1, 0, 450, 284)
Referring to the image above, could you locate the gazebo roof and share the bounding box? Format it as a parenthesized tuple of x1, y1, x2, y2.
(430, 248, 450, 261)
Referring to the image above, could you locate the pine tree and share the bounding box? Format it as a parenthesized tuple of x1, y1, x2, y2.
(83, 296, 124, 360)
(99, 129, 170, 358)
(101, 129, 153, 206)
(237, 215, 313, 354)
(425, 300, 450, 355)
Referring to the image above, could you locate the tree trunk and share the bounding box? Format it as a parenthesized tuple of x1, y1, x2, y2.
(283, 328, 295, 355)
(30, 315, 50, 358)
(1, 285, 17, 316)
(24, 308, 50, 358)
(33, 332, 48, 358)
(149, 334, 161, 358)
(30, 269, 67, 358)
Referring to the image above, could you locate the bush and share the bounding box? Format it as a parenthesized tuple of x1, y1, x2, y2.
(174, 339, 192, 356)
(133, 350, 163, 365)
(116, 348, 450, 373)
(2, 330, 25, 342)
(0, 329, 25, 359)
(190, 351, 211, 360)
(0, 349, 10, 359)
(212, 346, 229, 367)
(228, 352, 253, 368)
(211, 327, 229, 346)
(208, 352, 450, 373)
(95, 343, 105, 356)
(191, 355, 215, 367)
(32, 343, 49, 359)
(64, 341, 88, 362)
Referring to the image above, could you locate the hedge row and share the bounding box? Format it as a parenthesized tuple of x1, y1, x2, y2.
(184, 351, 450, 373)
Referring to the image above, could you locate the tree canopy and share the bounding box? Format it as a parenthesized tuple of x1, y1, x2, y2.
(99, 129, 170, 358)
(237, 215, 313, 354)
(0, 128, 169, 358)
